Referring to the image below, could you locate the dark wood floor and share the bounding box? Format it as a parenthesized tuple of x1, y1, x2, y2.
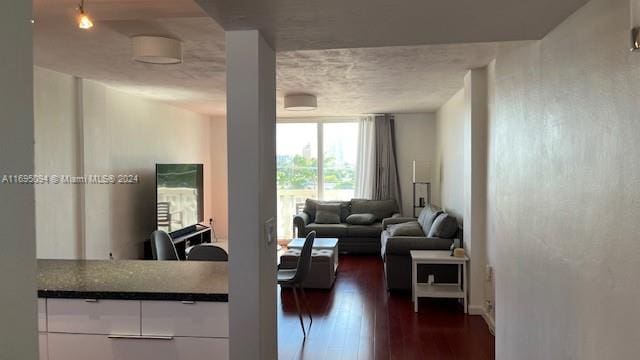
(278, 255, 494, 360)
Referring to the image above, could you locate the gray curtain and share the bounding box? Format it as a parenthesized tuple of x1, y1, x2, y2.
(373, 114, 402, 209)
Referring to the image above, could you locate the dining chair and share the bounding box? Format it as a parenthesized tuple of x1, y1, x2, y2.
(277, 231, 316, 338)
(150, 230, 179, 260)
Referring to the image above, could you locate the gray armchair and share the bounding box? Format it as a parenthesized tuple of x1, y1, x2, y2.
(381, 206, 460, 290)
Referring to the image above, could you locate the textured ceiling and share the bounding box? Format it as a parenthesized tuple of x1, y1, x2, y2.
(33, 0, 226, 115)
(276, 43, 499, 117)
(33, 0, 551, 116)
(196, 0, 588, 51)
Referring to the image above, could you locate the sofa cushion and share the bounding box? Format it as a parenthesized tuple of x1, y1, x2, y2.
(350, 199, 398, 221)
(304, 199, 350, 222)
(315, 203, 342, 224)
(417, 205, 443, 235)
(306, 223, 348, 237)
(387, 221, 425, 237)
(346, 222, 383, 237)
(427, 213, 459, 238)
(345, 213, 377, 225)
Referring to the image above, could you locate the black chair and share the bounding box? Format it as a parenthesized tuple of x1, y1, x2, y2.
(186, 244, 228, 261)
(150, 230, 179, 260)
(277, 231, 316, 338)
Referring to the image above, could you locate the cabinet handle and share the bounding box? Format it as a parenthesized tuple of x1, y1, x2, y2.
(108, 335, 174, 340)
(181, 300, 196, 304)
(84, 299, 98, 302)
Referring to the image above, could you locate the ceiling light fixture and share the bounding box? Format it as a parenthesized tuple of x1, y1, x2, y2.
(132, 36, 183, 64)
(77, 0, 94, 30)
(284, 94, 317, 111)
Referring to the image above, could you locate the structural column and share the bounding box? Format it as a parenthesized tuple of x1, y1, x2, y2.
(0, 2, 39, 359)
(463, 68, 489, 315)
(226, 30, 278, 359)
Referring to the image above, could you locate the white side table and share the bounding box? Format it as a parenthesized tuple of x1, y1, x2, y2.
(410, 250, 469, 313)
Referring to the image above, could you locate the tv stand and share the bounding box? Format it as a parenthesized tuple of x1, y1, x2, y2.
(144, 224, 212, 260)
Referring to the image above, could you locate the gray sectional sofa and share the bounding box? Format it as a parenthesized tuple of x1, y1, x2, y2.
(293, 198, 400, 254)
(381, 205, 461, 290)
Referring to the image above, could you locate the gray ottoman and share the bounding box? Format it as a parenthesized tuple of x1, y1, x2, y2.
(280, 248, 336, 289)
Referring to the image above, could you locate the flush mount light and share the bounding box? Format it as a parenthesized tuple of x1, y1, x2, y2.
(77, 0, 93, 30)
(132, 36, 183, 64)
(284, 94, 317, 111)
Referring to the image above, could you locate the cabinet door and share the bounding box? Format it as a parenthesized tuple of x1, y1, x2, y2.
(48, 333, 229, 360)
(38, 299, 47, 332)
(47, 299, 140, 335)
(39, 333, 47, 360)
(141, 301, 229, 338)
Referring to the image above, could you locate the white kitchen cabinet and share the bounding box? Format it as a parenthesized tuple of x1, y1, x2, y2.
(47, 298, 140, 335)
(47, 333, 229, 360)
(39, 333, 48, 360)
(38, 298, 47, 332)
(40, 297, 229, 360)
(141, 301, 229, 338)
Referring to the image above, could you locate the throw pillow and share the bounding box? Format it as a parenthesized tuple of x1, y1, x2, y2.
(417, 205, 443, 235)
(350, 199, 398, 221)
(427, 213, 459, 238)
(345, 213, 377, 225)
(388, 221, 425, 237)
(304, 199, 351, 222)
(315, 203, 342, 224)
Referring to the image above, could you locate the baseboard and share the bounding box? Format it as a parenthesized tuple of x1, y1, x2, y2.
(468, 305, 495, 335)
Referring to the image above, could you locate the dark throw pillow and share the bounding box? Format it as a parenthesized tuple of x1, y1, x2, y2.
(345, 213, 377, 225)
(315, 203, 342, 224)
(387, 221, 425, 237)
(427, 213, 459, 238)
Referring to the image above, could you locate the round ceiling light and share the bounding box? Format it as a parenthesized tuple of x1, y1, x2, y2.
(284, 94, 317, 111)
(132, 36, 182, 65)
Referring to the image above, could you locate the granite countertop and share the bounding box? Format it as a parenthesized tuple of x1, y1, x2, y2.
(37, 259, 228, 302)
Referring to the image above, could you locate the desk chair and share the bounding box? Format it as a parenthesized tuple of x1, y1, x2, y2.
(150, 230, 179, 260)
(186, 244, 228, 261)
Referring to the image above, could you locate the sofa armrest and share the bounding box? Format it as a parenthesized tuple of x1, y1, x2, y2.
(382, 216, 416, 230)
(293, 212, 311, 237)
(383, 235, 456, 256)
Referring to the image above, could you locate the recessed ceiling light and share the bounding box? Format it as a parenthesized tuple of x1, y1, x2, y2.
(284, 94, 317, 111)
(132, 36, 183, 65)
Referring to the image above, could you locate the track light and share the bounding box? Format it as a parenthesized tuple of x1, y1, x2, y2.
(78, 0, 94, 30)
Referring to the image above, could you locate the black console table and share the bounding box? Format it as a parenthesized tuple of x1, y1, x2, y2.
(144, 224, 212, 260)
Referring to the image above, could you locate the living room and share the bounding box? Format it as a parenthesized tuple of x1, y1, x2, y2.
(3, 0, 640, 359)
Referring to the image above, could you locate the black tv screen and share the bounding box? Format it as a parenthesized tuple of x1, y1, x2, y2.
(156, 164, 204, 233)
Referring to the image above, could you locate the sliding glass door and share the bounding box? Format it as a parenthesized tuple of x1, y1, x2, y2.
(276, 120, 358, 239)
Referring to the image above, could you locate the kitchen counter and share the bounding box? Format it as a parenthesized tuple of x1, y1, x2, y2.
(37, 259, 228, 302)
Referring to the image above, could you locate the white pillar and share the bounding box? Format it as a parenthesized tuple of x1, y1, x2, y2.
(0, 2, 38, 359)
(226, 30, 278, 359)
(463, 68, 488, 314)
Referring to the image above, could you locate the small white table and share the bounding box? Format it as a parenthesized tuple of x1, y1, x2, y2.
(410, 250, 469, 313)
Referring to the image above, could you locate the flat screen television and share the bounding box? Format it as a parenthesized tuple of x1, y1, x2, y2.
(156, 164, 204, 234)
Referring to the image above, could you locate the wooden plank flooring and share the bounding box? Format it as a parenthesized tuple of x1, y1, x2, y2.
(278, 255, 495, 360)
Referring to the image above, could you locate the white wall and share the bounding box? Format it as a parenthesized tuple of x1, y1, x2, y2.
(34, 67, 222, 259)
(394, 113, 437, 216)
(34, 67, 82, 258)
(489, 0, 640, 358)
(210, 116, 229, 239)
(0, 1, 38, 358)
(434, 89, 465, 218)
(226, 30, 278, 360)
